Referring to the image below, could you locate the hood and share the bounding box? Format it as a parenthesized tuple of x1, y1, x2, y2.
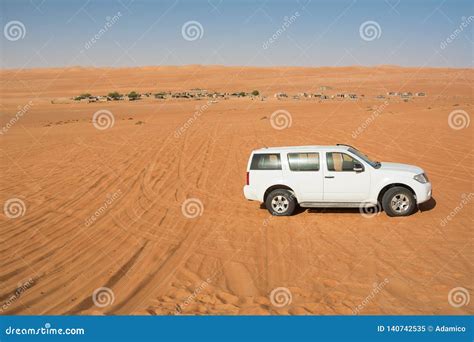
(379, 162, 423, 174)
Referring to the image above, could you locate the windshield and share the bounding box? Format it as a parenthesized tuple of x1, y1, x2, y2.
(348, 147, 380, 168)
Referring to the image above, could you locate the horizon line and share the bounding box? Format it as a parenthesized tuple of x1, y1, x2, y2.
(1, 64, 472, 72)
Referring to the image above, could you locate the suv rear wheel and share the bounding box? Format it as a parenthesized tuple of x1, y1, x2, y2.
(265, 189, 296, 216)
(382, 187, 416, 217)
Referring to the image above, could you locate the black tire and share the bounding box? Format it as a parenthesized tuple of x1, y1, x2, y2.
(381, 186, 416, 217)
(265, 189, 296, 216)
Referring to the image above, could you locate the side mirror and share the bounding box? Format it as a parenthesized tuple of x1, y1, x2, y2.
(353, 162, 364, 172)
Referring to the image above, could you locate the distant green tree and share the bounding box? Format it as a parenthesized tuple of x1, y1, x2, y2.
(108, 91, 122, 100)
(74, 93, 92, 100)
(251, 90, 259, 96)
(239, 92, 246, 97)
(127, 91, 140, 101)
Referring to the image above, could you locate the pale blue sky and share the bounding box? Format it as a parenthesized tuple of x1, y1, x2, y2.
(0, 0, 472, 68)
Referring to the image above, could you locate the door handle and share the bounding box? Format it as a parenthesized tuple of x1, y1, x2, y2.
(325, 176, 335, 179)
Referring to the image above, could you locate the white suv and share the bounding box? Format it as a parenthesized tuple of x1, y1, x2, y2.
(243, 144, 432, 217)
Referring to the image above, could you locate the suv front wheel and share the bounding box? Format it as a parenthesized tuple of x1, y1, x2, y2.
(265, 189, 296, 216)
(382, 187, 416, 217)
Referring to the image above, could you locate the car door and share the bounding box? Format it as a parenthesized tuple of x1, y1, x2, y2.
(323, 151, 370, 201)
(282, 152, 323, 202)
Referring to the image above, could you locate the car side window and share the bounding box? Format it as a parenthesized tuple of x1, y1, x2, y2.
(288, 153, 320, 171)
(326, 152, 360, 171)
(250, 153, 281, 170)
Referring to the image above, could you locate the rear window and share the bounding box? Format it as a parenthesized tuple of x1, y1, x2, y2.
(288, 153, 320, 171)
(250, 153, 281, 170)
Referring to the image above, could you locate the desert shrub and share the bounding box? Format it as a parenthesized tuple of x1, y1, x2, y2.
(128, 91, 140, 101)
(108, 91, 122, 100)
(74, 93, 92, 100)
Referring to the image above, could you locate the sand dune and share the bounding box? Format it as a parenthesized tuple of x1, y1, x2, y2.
(0, 66, 472, 315)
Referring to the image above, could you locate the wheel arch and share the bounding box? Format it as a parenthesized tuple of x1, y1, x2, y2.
(263, 185, 297, 203)
(377, 183, 416, 203)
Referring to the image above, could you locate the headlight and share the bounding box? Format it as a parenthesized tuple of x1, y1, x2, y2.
(414, 173, 429, 183)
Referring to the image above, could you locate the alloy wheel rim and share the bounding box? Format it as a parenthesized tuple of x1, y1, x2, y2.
(390, 193, 410, 213)
(271, 195, 289, 213)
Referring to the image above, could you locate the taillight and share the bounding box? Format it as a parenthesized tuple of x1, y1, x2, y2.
(246, 172, 249, 185)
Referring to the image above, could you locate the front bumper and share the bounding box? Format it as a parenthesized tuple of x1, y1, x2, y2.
(415, 182, 432, 204)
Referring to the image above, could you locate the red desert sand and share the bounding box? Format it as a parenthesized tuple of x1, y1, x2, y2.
(0, 65, 472, 315)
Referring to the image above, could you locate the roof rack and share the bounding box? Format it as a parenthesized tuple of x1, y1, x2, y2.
(336, 143, 358, 150)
